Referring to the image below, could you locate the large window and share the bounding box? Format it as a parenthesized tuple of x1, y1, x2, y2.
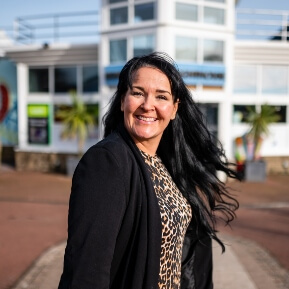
(233, 105, 287, 123)
(28, 65, 99, 95)
(198, 103, 218, 140)
(175, 36, 198, 62)
(262, 66, 288, 94)
(204, 39, 224, 62)
(109, 35, 155, 63)
(134, 3, 155, 22)
(110, 7, 128, 25)
(176, 3, 198, 22)
(55, 67, 77, 93)
(204, 7, 225, 25)
(29, 68, 49, 93)
(175, 37, 223, 63)
(234, 64, 289, 95)
(175, 2, 225, 25)
(234, 65, 257, 94)
(133, 35, 155, 57)
(233, 105, 255, 123)
(110, 39, 127, 63)
(109, 1, 155, 26)
(270, 106, 287, 123)
(83, 66, 98, 93)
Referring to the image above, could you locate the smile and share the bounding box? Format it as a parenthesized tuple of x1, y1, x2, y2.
(136, 115, 157, 122)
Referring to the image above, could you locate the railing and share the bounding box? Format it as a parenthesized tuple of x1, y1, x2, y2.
(1, 8, 289, 45)
(236, 9, 289, 41)
(0, 10, 100, 45)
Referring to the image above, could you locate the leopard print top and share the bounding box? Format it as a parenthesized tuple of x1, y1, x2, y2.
(140, 150, 192, 289)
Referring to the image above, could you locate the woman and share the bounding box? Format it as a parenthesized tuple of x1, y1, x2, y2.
(58, 52, 239, 289)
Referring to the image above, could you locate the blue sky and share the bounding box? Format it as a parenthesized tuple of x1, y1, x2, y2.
(1, 0, 289, 27)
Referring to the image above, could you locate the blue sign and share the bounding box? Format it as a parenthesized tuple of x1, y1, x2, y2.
(177, 63, 225, 87)
(104, 63, 225, 87)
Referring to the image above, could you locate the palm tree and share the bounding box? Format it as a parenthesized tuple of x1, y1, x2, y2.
(246, 104, 280, 160)
(56, 91, 97, 157)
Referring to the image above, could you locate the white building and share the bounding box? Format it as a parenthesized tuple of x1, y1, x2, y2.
(0, 0, 288, 174)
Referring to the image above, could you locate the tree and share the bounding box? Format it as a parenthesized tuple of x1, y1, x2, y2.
(56, 91, 97, 156)
(246, 104, 280, 160)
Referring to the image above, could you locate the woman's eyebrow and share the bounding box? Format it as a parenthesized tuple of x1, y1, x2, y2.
(132, 86, 171, 95)
(132, 86, 145, 92)
(156, 89, 171, 95)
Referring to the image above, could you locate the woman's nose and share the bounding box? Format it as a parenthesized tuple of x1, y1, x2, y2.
(141, 95, 155, 111)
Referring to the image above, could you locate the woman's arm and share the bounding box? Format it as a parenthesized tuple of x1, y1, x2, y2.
(59, 145, 127, 289)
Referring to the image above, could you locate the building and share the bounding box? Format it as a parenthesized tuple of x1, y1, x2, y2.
(0, 0, 288, 174)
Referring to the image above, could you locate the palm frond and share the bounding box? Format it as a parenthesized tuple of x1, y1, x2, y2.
(55, 90, 97, 155)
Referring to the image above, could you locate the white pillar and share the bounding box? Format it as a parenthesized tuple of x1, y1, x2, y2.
(17, 63, 28, 149)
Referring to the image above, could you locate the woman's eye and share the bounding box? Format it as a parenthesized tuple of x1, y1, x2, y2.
(157, 95, 168, 100)
(132, 91, 143, 97)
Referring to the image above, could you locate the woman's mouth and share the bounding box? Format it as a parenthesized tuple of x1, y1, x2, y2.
(136, 115, 157, 122)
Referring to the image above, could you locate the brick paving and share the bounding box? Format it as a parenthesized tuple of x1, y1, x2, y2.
(1, 165, 289, 289)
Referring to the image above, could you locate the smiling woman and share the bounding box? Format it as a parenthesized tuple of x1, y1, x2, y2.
(121, 67, 178, 155)
(58, 52, 240, 289)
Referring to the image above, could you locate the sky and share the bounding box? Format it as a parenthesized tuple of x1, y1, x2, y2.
(1, 0, 289, 28)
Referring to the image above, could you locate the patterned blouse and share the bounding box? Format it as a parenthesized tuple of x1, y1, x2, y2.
(140, 150, 192, 289)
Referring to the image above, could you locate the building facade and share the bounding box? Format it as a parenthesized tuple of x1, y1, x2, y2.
(0, 0, 288, 174)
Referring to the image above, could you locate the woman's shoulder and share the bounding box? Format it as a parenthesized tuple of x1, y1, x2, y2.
(82, 131, 134, 165)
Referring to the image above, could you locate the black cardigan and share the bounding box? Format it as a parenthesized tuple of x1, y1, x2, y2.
(58, 126, 213, 289)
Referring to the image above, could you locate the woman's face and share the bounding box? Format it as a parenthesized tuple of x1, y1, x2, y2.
(121, 66, 178, 155)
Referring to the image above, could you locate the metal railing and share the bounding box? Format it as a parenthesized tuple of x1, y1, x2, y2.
(236, 8, 289, 41)
(1, 8, 289, 45)
(0, 10, 100, 45)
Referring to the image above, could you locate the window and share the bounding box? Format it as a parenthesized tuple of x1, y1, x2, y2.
(54, 103, 99, 125)
(29, 68, 49, 93)
(233, 105, 255, 123)
(134, 3, 155, 22)
(204, 7, 225, 25)
(198, 103, 218, 140)
(176, 3, 198, 22)
(83, 66, 98, 93)
(175, 36, 197, 62)
(262, 66, 288, 94)
(110, 39, 127, 63)
(204, 39, 224, 62)
(133, 35, 155, 57)
(234, 65, 257, 94)
(55, 67, 77, 93)
(110, 7, 128, 25)
(268, 106, 287, 123)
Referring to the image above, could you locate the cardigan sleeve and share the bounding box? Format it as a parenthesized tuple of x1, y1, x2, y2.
(58, 145, 128, 289)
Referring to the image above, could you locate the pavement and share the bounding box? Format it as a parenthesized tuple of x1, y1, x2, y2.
(0, 165, 289, 289)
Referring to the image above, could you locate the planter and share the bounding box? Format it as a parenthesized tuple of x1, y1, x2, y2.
(66, 156, 80, 176)
(244, 160, 266, 182)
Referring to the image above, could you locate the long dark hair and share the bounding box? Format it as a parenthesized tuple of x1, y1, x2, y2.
(103, 52, 239, 250)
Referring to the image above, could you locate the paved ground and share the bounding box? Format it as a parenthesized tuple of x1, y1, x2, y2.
(0, 167, 70, 289)
(0, 165, 289, 289)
